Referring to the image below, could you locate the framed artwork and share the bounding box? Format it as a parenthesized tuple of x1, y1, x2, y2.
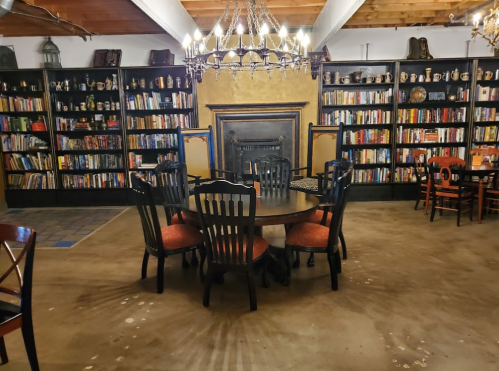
(0, 45, 18, 70)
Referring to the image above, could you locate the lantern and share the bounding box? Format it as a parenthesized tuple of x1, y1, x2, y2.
(41, 37, 61, 68)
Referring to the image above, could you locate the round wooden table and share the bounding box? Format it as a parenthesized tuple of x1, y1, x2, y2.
(183, 190, 319, 227)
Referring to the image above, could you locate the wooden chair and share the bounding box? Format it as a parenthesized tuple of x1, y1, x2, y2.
(0, 224, 39, 370)
(131, 173, 204, 293)
(251, 154, 291, 192)
(156, 160, 200, 268)
(178, 125, 236, 192)
(428, 157, 474, 227)
(284, 169, 352, 290)
(296, 158, 352, 268)
(194, 180, 270, 311)
(472, 148, 499, 216)
(289, 123, 343, 195)
(413, 149, 432, 215)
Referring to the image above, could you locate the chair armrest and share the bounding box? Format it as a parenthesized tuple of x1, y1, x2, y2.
(290, 166, 309, 173)
(187, 174, 202, 185)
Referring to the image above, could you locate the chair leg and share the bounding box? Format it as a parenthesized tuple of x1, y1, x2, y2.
(327, 253, 338, 291)
(283, 245, 292, 286)
(339, 227, 347, 260)
(191, 250, 199, 266)
(199, 246, 206, 282)
(0, 336, 8, 365)
(141, 250, 149, 279)
(469, 195, 474, 221)
(292, 251, 300, 269)
(334, 250, 342, 274)
(457, 196, 461, 227)
(203, 269, 214, 307)
(261, 253, 271, 288)
(157, 256, 165, 294)
(21, 316, 40, 371)
(414, 185, 421, 210)
(307, 253, 315, 267)
(247, 272, 258, 311)
(430, 194, 437, 222)
(182, 252, 190, 268)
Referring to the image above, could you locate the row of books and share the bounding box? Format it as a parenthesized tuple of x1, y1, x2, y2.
(1, 134, 49, 152)
(343, 129, 391, 145)
(352, 168, 390, 184)
(321, 110, 392, 126)
(323, 89, 393, 106)
(394, 167, 417, 183)
(128, 152, 178, 169)
(57, 154, 124, 170)
(0, 96, 45, 112)
(474, 107, 499, 122)
(8, 172, 56, 189)
(125, 92, 193, 110)
(4, 152, 52, 171)
(397, 108, 467, 124)
(342, 148, 391, 164)
(57, 135, 122, 151)
(130, 171, 157, 187)
(0, 115, 47, 132)
(476, 86, 499, 101)
(62, 173, 125, 189)
(473, 126, 499, 142)
(395, 147, 466, 163)
(127, 134, 178, 149)
(126, 114, 192, 129)
(396, 127, 465, 144)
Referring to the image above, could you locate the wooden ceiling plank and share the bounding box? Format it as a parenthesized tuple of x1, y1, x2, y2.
(182, 0, 326, 10)
(187, 6, 323, 17)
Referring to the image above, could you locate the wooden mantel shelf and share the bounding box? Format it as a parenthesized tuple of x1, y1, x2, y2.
(206, 102, 308, 110)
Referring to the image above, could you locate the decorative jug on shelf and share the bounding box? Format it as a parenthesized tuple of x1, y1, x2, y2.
(105, 77, 112, 90)
(477, 67, 483, 80)
(451, 69, 460, 81)
(484, 70, 493, 80)
(131, 78, 138, 90)
(375, 74, 383, 83)
(365, 75, 374, 84)
(323, 71, 332, 85)
(86, 94, 96, 111)
(400, 72, 408, 83)
(384, 72, 393, 83)
(352, 71, 362, 83)
(341, 75, 351, 84)
(333, 71, 341, 84)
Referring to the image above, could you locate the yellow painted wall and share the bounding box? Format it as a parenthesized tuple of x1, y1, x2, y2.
(195, 34, 318, 169)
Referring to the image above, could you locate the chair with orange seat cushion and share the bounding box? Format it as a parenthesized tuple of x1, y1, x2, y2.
(284, 169, 352, 290)
(428, 156, 474, 227)
(194, 180, 270, 311)
(156, 160, 200, 268)
(0, 224, 39, 370)
(473, 148, 499, 216)
(413, 149, 432, 214)
(131, 173, 204, 294)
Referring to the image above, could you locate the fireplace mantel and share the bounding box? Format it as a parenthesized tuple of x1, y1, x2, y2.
(206, 102, 308, 110)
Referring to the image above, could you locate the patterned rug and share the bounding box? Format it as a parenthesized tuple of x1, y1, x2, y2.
(0, 208, 128, 248)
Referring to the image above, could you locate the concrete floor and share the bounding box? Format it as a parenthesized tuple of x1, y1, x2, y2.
(1, 201, 499, 371)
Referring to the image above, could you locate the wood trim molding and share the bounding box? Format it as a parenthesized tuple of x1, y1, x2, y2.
(206, 102, 308, 110)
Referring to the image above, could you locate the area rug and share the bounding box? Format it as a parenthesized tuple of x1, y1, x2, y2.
(0, 208, 128, 248)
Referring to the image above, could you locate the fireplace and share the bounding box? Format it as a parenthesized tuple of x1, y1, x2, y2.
(209, 103, 305, 179)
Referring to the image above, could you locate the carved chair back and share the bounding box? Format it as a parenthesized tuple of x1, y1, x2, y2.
(413, 149, 429, 182)
(194, 181, 257, 268)
(327, 170, 352, 252)
(251, 154, 291, 192)
(428, 156, 465, 190)
(155, 160, 189, 225)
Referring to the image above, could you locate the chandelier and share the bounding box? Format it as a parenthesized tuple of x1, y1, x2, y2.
(182, 0, 322, 82)
(472, 5, 499, 49)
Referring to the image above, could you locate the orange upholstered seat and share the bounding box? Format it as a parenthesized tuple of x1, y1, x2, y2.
(285, 222, 330, 248)
(308, 210, 332, 227)
(214, 235, 269, 262)
(171, 212, 200, 227)
(160, 224, 204, 250)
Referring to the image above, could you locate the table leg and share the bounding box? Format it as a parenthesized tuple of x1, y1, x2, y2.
(424, 177, 431, 215)
(478, 179, 484, 224)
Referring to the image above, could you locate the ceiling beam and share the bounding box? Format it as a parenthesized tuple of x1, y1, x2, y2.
(312, 0, 367, 51)
(130, 0, 198, 43)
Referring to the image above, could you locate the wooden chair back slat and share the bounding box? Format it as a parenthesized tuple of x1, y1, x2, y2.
(195, 181, 256, 267)
(251, 154, 290, 192)
(413, 149, 428, 181)
(327, 170, 353, 250)
(131, 174, 163, 258)
(428, 156, 465, 189)
(156, 161, 190, 225)
(322, 158, 352, 203)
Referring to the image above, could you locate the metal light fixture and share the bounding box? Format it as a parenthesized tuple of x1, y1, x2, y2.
(41, 37, 62, 68)
(471, 3, 499, 50)
(182, 0, 322, 82)
(0, 0, 13, 18)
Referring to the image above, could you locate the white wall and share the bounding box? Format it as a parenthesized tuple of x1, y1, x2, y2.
(327, 26, 493, 61)
(0, 34, 183, 69)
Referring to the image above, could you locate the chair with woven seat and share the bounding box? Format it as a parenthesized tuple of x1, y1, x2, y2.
(428, 156, 474, 227)
(156, 160, 200, 268)
(251, 154, 291, 192)
(289, 123, 343, 194)
(179, 125, 236, 193)
(284, 169, 352, 290)
(413, 149, 432, 214)
(0, 224, 39, 370)
(131, 173, 205, 294)
(294, 158, 351, 269)
(194, 180, 270, 311)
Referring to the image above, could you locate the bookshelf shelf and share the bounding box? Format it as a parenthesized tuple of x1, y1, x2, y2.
(473, 121, 499, 126)
(3, 149, 51, 153)
(125, 108, 194, 113)
(397, 122, 469, 128)
(399, 81, 469, 86)
(54, 110, 121, 114)
(59, 169, 124, 173)
(56, 149, 123, 154)
(473, 141, 499, 145)
(0, 131, 50, 134)
(50, 90, 119, 94)
(0, 111, 47, 114)
(343, 143, 391, 148)
(5, 170, 50, 173)
(55, 130, 121, 135)
(323, 83, 394, 88)
(323, 104, 392, 109)
(474, 101, 499, 107)
(343, 123, 393, 129)
(127, 147, 179, 152)
(397, 101, 468, 108)
(352, 163, 391, 168)
(396, 142, 466, 148)
(0, 90, 45, 94)
(127, 88, 192, 93)
(126, 128, 177, 133)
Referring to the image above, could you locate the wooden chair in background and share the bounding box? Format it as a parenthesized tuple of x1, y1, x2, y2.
(131, 174, 204, 293)
(284, 169, 352, 290)
(428, 157, 474, 227)
(0, 224, 39, 370)
(156, 160, 200, 267)
(251, 154, 291, 192)
(413, 149, 432, 215)
(471, 148, 499, 216)
(194, 181, 270, 311)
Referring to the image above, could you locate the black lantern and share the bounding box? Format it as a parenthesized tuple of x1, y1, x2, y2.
(41, 37, 61, 68)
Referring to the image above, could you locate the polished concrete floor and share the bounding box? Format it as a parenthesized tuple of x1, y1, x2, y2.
(2, 201, 499, 371)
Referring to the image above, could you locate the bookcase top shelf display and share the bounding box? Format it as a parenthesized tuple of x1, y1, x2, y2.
(323, 83, 394, 88)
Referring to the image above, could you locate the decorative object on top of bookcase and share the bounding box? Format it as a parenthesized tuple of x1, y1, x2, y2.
(0, 46, 17, 70)
(93, 50, 121, 67)
(407, 37, 433, 60)
(41, 37, 62, 69)
(181, 0, 317, 82)
(149, 50, 175, 66)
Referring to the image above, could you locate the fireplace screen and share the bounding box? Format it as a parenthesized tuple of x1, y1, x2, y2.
(231, 136, 283, 179)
